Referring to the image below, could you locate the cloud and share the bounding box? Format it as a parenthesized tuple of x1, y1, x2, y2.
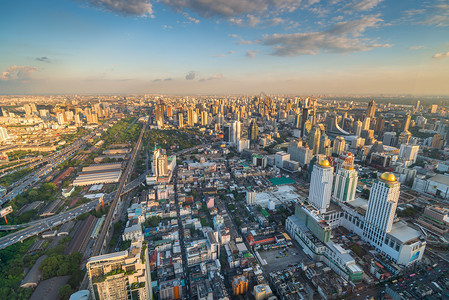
(185, 71, 196, 80)
(153, 77, 173, 82)
(183, 12, 200, 24)
(35, 56, 51, 63)
(200, 74, 223, 81)
(405, 3, 449, 27)
(433, 51, 449, 59)
(352, 0, 383, 11)
(84, 0, 153, 17)
(229, 34, 253, 45)
(408, 45, 424, 50)
(247, 14, 261, 27)
(211, 50, 235, 57)
(258, 15, 390, 56)
(160, 0, 302, 19)
(1, 65, 37, 81)
(162, 25, 173, 30)
(246, 50, 257, 58)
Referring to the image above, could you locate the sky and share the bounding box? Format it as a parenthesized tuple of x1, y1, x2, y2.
(0, 0, 449, 95)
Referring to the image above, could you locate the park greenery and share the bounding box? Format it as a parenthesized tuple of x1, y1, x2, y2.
(101, 117, 142, 146)
(143, 216, 161, 228)
(0, 238, 36, 300)
(6, 150, 49, 161)
(39, 252, 82, 280)
(148, 129, 201, 152)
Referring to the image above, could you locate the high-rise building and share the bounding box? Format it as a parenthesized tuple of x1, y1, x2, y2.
(333, 156, 358, 203)
(333, 136, 346, 156)
(246, 191, 255, 205)
(230, 120, 241, 145)
(366, 99, 376, 118)
(187, 108, 194, 126)
(201, 110, 208, 126)
(319, 134, 332, 156)
(397, 131, 412, 146)
(57, 112, 65, 125)
(152, 146, 168, 177)
(354, 120, 363, 137)
(166, 105, 173, 118)
(430, 104, 438, 114)
(375, 114, 385, 136)
(362, 117, 370, 131)
(232, 275, 249, 296)
(86, 238, 152, 300)
(0, 127, 9, 142)
(363, 172, 400, 246)
(431, 133, 444, 149)
(177, 112, 184, 128)
(415, 100, 420, 111)
(24, 104, 32, 115)
(399, 144, 419, 165)
(308, 159, 333, 213)
(248, 119, 259, 143)
(307, 125, 321, 155)
(383, 132, 397, 147)
(402, 115, 411, 132)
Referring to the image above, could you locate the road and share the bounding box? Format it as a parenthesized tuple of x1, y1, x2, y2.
(0, 174, 146, 250)
(173, 166, 191, 299)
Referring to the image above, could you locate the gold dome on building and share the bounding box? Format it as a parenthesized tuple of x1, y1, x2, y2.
(318, 159, 330, 167)
(380, 172, 396, 182)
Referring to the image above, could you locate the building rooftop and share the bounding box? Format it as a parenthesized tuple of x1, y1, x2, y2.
(429, 174, 449, 186)
(388, 221, 422, 244)
(87, 250, 128, 264)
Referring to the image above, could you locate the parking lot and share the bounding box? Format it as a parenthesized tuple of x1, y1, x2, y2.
(259, 245, 308, 273)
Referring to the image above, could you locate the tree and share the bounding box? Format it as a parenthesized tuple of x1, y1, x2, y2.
(58, 284, 72, 300)
(144, 216, 161, 228)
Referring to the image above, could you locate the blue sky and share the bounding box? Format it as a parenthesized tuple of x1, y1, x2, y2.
(1, 0, 449, 95)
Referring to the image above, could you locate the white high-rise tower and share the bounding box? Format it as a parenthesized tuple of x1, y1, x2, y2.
(363, 172, 400, 247)
(308, 159, 333, 213)
(333, 156, 358, 203)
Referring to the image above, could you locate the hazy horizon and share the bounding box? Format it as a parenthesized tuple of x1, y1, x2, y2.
(1, 0, 449, 95)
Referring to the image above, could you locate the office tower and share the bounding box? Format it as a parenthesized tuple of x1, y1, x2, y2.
(401, 115, 411, 133)
(415, 100, 420, 111)
(0, 107, 5, 117)
(333, 136, 346, 156)
(383, 132, 397, 147)
(295, 113, 301, 129)
(309, 159, 333, 213)
(232, 275, 249, 296)
(187, 108, 194, 126)
(431, 134, 444, 149)
(246, 191, 255, 205)
(223, 124, 231, 143)
(363, 172, 400, 245)
(366, 99, 376, 118)
(430, 104, 438, 114)
(362, 117, 370, 130)
(230, 120, 241, 145)
(399, 144, 419, 164)
(319, 134, 332, 156)
(248, 119, 259, 143)
(177, 112, 184, 128)
(0, 127, 9, 141)
(57, 112, 65, 125)
(375, 114, 385, 136)
(167, 105, 173, 118)
(201, 110, 208, 126)
(24, 104, 32, 115)
(287, 138, 303, 161)
(86, 238, 151, 300)
(333, 156, 358, 203)
(91, 113, 99, 124)
(301, 107, 309, 137)
(152, 146, 168, 177)
(415, 116, 427, 128)
(354, 120, 362, 137)
(307, 125, 321, 155)
(75, 114, 82, 126)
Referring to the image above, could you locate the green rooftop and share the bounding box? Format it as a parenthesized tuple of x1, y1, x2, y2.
(269, 177, 295, 186)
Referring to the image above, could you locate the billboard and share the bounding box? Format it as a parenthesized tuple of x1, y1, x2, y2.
(0, 206, 13, 217)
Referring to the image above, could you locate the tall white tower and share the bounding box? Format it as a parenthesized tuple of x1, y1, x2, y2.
(333, 156, 358, 203)
(309, 159, 334, 213)
(363, 172, 400, 247)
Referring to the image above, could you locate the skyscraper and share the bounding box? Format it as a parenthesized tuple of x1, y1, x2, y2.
(248, 119, 259, 143)
(201, 110, 208, 126)
(333, 156, 358, 203)
(187, 107, 194, 126)
(307, 125, 321, 155)
(354, 120, 363, 137)
(401, 115, 411, 132)
(152, 146, 168, 177)
(230, 120, 241, 145)
(366, 99, 376, 118)
(363, 172, 400, 246)
(332, 136, 345, 156)
(177, 112, 184, 128)
(319, 134, 332, 156)
(308, 159, 333, 213)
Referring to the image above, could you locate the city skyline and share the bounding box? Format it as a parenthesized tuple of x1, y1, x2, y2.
(1, 0, 449, 95)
